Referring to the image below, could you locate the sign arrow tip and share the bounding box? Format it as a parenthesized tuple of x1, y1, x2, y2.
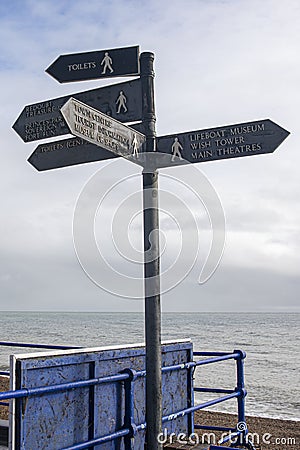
(27, 154, 39, 171)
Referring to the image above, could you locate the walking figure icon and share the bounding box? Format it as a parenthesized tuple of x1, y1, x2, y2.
(171, 137, 183, 161)
(131, 134, 139, 158)
(101, 52, 114, 74)
(116, 91, 128, 113)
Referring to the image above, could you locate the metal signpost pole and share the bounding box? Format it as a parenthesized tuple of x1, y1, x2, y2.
(13, 44, 290, 450)
(140, 52, 162, 449)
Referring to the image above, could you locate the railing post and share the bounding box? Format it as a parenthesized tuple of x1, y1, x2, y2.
(187, 347, 194, 436)
(122, 369, 137, 450)
(234, 349, 247, 424)
(234, 349, 249, 446)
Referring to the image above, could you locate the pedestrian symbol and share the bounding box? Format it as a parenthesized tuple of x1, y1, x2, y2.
(116, 91, 128, 113)
(131, 134, 139, 158)
(101, 52, 114, 74)
(171, 137, 183, 161)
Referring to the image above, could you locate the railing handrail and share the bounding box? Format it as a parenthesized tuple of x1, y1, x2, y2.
(0, 342, 249, 449)
(0, 341, 81, 350)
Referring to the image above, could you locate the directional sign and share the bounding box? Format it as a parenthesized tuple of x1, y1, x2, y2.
(28, 137, 119, 171)
(46, 45, 140, 83)
(61, 98, 146, 159)
(156, 119, 289, 167)
(13, 78, 142, 143)
(27, 123, 144, 171)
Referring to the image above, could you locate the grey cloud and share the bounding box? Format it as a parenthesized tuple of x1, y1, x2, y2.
(0, 0, 299, 311)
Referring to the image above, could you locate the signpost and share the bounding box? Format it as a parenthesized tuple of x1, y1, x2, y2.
(140, 52, 162, 450)
(60, 97, 146, 159)
(13, 45, 290, 450)
(46, 45, 140, 83)
(13, 78, 142, 142)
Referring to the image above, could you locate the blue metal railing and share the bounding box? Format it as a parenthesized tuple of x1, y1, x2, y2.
(0, 341, 82, 408)
(0, 342, 252, 449)
(192, 350, 254, 448)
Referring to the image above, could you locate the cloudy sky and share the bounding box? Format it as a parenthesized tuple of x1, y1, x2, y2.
(0, 0, 299, 312)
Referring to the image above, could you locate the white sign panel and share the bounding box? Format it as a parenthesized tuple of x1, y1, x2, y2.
(61, 97, 146, 158)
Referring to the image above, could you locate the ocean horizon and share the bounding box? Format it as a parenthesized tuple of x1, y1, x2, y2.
(0, 311, 299, 421)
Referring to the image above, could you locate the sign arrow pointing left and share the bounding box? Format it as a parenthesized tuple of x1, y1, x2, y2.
(28, 137, 118, 171)
(13, 78, 142, 143)
(46, 45, 140, 83)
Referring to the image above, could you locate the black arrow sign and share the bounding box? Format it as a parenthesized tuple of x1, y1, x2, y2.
(28, 137, 118, 171)
(46, 45, 140, 83)
(27, 123, 144, 171)
(155, 119, 289, 167)
(13, 78, 142, 143)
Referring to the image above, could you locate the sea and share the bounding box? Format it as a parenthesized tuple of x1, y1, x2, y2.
(0, 312, 299, 421)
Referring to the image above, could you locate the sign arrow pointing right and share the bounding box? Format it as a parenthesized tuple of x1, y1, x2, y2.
(155, 119, 290, 167)
(60, 97, 146, 160)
